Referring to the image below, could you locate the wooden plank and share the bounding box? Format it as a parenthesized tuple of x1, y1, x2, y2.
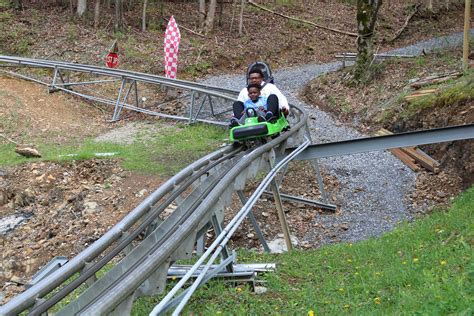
(410, 72, 462, 89)
(410, 88, 437, 94)
(400, 147, 440, 173)
(415, 148, 440, 167)
(375, 128, 440, 173)
(404, 88, 438, 102)
(389, 148, 420, 171)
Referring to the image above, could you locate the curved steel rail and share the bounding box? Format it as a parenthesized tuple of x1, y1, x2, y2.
(0, 55, 241, 125)
(0, 145, 239, 315)
(56, 103, 307, 316)
(0, 55, 238, 98)
(0, 57, 309, 315)
(154, 136, 311, 315)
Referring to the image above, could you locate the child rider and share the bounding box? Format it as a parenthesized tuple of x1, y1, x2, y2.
(230, 83, 273, 127)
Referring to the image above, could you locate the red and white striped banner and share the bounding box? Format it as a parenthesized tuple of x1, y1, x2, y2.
(164, 16, 181, 79)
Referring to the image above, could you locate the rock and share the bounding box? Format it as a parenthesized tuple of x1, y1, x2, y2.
(340, 223, 349, 230)
(254, 286, 268, 294)
(246, 233, 255, 239)
(135, 189, 148, 198)
(10, 276, 25, 285)
(15, 147, 41, 158)
(436, 191, 447, 198)
(83, 201, 99, 215)
(267, 235, 300, 253)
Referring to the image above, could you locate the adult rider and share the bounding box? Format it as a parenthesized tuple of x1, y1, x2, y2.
(230, 67, 289, 127)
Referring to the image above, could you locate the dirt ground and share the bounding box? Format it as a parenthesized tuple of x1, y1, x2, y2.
(0, 1, 467, 78)
(302, 47, 473, 188)
(0, 0, 471, 304)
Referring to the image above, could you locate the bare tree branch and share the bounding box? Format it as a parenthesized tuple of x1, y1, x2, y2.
(387, 4, 421, 43)
(0, 133, 19, 145)
(161, 17, 206, 38)
(247, 0, 357, 38)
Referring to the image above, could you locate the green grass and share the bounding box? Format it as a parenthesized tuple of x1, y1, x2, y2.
(403, 69, 474, 116)
(0, 0, 10, 8)
(132, 187, 473, 315)
(0, 122, 227, 176)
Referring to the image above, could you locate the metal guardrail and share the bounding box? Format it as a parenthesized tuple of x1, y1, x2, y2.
(0, 55, 238, 124)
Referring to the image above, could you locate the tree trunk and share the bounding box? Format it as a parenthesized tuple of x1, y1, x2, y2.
(218, 0, 224, 26)
(12, 0, 23, 10)
(427, 0, 434, 11)
(199, 0, 206, 28)
(353, 0, 382, 83)
(239, 0, 244, 35)
(142, 0, 148, 32)
(77, 0, 87, 16)
(204, 0, 217, 33)
(114, 0, 124, 32)
(94, 0, 100, 28)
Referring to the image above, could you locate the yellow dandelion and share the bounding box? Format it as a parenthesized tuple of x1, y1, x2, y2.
(347, 259, 352, 263)
(308, 310, 315, 316)
(344, 304, 350, 309)
(440, 260, 447, 266)
(339, 288, 344, 292)
(171, 276, 177, 281)
(413, 258, 419, 263)
(374, 297, 381, 305)
(236, 287, 242, 292)
(349, 243, 353, 247)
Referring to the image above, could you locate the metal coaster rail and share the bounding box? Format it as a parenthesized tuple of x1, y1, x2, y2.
(54, 151, 248, 315)
(1, 55, 473, 315)
(27, 146, 246, 315)
(0, 55, 239, 124)
(0, 55, 237, 96)
(0, 57, 310, 315)
(0, 144, 245, 315)
(60, 105, 308, 316)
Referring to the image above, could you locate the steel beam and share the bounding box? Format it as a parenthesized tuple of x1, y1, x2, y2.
(287, 124, 474, 161)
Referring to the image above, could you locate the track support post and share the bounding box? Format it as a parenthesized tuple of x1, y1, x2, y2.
(237, 190, 270, 252)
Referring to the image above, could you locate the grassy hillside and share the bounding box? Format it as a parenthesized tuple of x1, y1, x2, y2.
(134, 186, 474, 315)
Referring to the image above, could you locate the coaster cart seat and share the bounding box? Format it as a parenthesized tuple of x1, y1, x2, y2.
(229, 108, 289, 142)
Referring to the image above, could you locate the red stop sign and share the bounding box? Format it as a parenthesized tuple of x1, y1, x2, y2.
(106, 52, 119, 68)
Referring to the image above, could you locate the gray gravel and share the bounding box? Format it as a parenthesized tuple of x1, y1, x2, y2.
(201, 31, 471, 246)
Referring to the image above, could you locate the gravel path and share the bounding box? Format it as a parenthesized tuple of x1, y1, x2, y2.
(201, 31, 471, 246)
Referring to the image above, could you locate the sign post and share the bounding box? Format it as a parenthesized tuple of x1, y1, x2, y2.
(106, 39, 119, 69)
